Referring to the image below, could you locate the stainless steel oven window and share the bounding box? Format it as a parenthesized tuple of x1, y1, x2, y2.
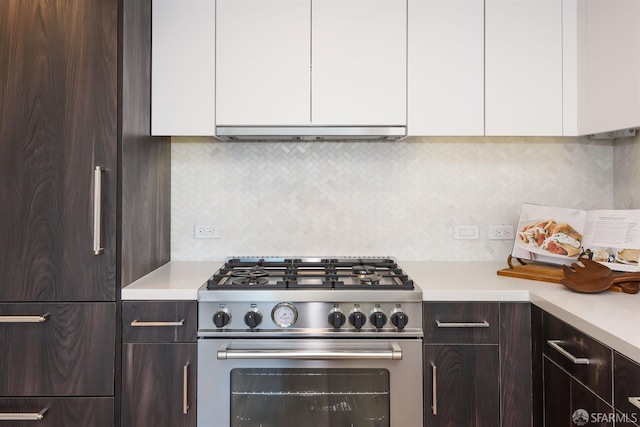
(229, 368, 390, 427)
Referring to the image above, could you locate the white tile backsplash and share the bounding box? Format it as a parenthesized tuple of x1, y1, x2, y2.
(171, 136, 615, 261)
(614, 132, 640, 209)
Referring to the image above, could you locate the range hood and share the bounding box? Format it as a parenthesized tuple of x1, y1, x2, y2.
(215, 126, 407, 142)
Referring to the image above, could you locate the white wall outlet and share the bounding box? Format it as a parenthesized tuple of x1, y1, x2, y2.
(489, 225, 514, 240)
(194, 224, 220, 239)
(453, 225, 479, 240)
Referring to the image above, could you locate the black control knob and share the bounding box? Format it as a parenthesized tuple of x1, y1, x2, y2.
(369, 311, 387, 329)
(349, 311, 367, 329)
(391, 311, 409, 330)
(213, 310, 231, 328)
(244, 310, 262, 329)
(328, 311, 346, 329)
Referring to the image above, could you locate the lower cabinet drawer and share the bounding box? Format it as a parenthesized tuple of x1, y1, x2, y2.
(0, 303, 115, 396)
(423, 302, 499, 344)
(0, 397, 113, 427)
(543, 312, 612, 403)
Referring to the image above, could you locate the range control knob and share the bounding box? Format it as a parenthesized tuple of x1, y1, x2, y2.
(369, 311, 387, 329)
(213, 309, 231, 328)
(391, 311, 409, 330)
(349, 311, 367, 330)
(328, 310, 346, 329)
(244, 310, 263, 329)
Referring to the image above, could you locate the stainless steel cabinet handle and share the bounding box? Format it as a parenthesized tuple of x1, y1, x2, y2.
(0, 407, 48, 420)
(130, 319, 185, 327)
(0, 313, 50, 323)
(217, 343, 403, 360)
(431, 362, 437, 415)
(435, 320, 490, 328)
(547, 340, 590, 365)
(93, 166, 104, 255)
(183, 363, 190, 415)
(628, 397, 640, 410)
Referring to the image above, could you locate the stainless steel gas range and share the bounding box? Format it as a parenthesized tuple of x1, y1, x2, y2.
(197, 257, 423, 427)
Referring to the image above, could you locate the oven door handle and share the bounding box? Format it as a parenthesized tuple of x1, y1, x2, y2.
(217, 343, 403, 360)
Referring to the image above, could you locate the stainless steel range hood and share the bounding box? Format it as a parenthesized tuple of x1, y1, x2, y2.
(215, 126, 407, 142)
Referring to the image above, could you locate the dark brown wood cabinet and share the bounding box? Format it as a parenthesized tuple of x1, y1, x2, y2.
(423, 302, 533, 427)
(122, 301, 197, 427)
(614, 352, 640, 427)
(423, 302, 500, 427)
(0, 0, 169, 424)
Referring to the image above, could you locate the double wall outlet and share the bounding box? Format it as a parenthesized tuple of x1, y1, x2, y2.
(488, 225, 514, 240)
(195, 224, 220, 239)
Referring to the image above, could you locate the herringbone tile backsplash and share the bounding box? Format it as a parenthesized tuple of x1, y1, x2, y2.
(171, 136, 616, 261)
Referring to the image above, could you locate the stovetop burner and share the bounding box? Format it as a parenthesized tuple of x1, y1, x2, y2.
(206, 257, 414, 290)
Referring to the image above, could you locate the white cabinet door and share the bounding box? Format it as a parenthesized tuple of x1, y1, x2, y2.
(151, 0, 215, 136)
(215, 0, 311, 126)
(583, 0, 640, 134)
(311, 0, 407, 126)
(407, 0, 484, 136)
(485, 0, 563, 136)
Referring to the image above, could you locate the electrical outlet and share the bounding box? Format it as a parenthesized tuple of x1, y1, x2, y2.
(489, 225, 514, 240)
(195, 224, 220, 239)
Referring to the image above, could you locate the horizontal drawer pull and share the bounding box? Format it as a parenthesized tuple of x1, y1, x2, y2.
(131, 319, 185, 327)
(547, 340, 590, 365)
(629, 397, 640, 410)
(0, 407, 48, 421)
(0, 313, 50, 323)
(435, 320, 489, 328)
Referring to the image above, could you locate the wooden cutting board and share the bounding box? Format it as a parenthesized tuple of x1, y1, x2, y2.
(497, 260, 564, 284)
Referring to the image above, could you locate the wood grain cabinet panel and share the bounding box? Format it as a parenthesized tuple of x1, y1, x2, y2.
(122, 343, 197, 427)
(123, 301, 197, 343)
(0, 0, 117, 302)
(0, 398, 114, 427)
(424, 344, 500, 427)
(423, 302, 499, 344)
(614, 352, 640, 426)
(0, 303, 115, 396)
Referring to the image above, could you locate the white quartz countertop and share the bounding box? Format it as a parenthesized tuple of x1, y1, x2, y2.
(122, 260, 640, 363)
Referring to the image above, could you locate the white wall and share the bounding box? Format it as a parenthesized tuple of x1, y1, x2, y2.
(614, 133, 640, 209)
(171, 136, 614, 261)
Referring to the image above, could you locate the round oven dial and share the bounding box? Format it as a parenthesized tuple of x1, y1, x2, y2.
(327, 308, 346, 329)
(349, 310, 367, 329)
(244, 309, 263, 329)
(271, 302, 298, 328)
(391, 310, 409, 330)
(369, 310, 387, 329)
(213, 308, 231, 328)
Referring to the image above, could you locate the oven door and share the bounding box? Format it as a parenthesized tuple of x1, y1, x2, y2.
(197, 338, 423, 427)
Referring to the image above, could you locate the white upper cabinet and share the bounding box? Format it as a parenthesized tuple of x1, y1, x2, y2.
(485, 0, 563, 136)
(583, 0, 640, 134)
(407, 0, 484, 136)
(216, 0, 311, 126)
(311, 0, 407, 126)
(151, 0, 215, 136)
(216, 0, 407, 127)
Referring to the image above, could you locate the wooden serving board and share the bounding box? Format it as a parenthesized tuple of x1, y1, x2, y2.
(497, 262, 564, 284)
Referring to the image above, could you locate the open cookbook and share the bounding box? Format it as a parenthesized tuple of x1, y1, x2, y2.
(512, 203, 640, 272)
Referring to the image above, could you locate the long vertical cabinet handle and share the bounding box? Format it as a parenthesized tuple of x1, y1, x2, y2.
(93, 166, 104, 255)
(183, 362, 190, 414)
(431, 362, 437, 415)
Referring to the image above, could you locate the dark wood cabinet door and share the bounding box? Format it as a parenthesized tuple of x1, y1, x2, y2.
(424, 344, 499, 427)
(614, 352, 640, 427)
(544, 356, 614, 427)
(123, 301, 197, 343)
(0, 0, 117, 302)
(122, 343, 197, 427)
(0, 303, 115, 396)
(0, 397, 113, 427)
